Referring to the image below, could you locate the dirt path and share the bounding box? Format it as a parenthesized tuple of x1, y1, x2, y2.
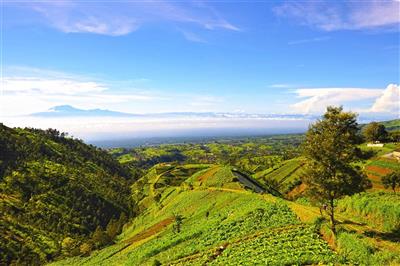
(123, 217, 174, 245)
(100, 217, 174, 262)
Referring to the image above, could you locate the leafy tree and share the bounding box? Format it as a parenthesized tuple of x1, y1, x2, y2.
(302, 106, 371, 234)
(363, 122, 388, 142)
(0, 124, 134, 264)
(382, 171, 400, 193)
(389, 130, 400, 142)
(152, 259, 162, 266)
(172, 214, 184, 234)
(92, 226, 112, 248)
(106, 218, 121, 239)
(61, 237, 77, 256)
(79, 242, 93, 256)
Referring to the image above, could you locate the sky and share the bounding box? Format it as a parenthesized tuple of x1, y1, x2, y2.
(1, 0, 399, 140)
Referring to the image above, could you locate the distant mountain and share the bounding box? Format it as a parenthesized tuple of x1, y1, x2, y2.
(31, 105, 140, 117)
(31, 105, 318, 120)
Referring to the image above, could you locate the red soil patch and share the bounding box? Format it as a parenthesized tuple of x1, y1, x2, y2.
(287, 183, 307, 199)
(367, 173, 381, 182)
(366, 166, 393, 176)
(124, 217, 174, 245)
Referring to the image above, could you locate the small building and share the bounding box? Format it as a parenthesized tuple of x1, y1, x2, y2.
(367, 143, 384, 147)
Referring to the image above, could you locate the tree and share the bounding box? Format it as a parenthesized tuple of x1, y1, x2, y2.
(389, 130, 400, 142)
(172, 214, 184, 234)
(302, 106, 371, 234)
(382, 171, 400, 193)
(106, 218, 120, 239)
(79, 242, 93, 256)
(92, 226, 112, 248)
(61, 237, 77, 256)
(363, 122, 388, 142)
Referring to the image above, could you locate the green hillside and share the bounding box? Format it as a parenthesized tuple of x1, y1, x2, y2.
(50, 163, 400, 266)
(0, 124, 134, 265)
(381, 119, 400, 131)
(49, 165, 337, 266)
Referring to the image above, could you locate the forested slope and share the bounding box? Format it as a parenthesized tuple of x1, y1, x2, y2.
(0, 124, 134, 265)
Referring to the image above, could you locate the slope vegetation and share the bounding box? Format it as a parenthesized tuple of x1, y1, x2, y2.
(0, 124, 133, 265)
(50, 164, 336, 265)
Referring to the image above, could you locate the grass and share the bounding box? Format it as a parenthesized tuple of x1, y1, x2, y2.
(336, 191, 400, 232)
(359, 142, 400, 157)
(337, 232, 400, 265)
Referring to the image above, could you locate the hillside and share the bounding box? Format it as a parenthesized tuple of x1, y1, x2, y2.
(50, 163, 400, 265)
(380, 119, 400, 131)
(2, 123, 400, 265)
(0, 124, 134, 265)
(49, 164, 336, 265)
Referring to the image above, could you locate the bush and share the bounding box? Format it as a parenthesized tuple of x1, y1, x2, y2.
(337, 232, 400, 265)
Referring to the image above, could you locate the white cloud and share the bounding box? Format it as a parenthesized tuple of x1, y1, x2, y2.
(12, 1, 239, 37)
(179, 29, 207, 43)
(0, 114, 311, 141)
(274, 1, 400, 31)
(3, 77, 107, 95)
(270, 84, 296, 88)
(370, 84, 400, 113)
(288, 36, 331, 45)
(291, 87, 383, 114)
(0, 67, 228, 116)
(0, 74, 156, 116)
(62, 16, 139, 36)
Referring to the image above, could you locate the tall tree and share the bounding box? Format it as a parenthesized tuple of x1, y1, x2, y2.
(302, 106, 371, 234)
(362, 122, 388, 142)
(382, 171, 400, 193)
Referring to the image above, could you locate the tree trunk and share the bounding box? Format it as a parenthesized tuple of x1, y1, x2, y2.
(329, 198, 336, 235)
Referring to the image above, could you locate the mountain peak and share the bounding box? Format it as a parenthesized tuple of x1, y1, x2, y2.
(50, 105, 77, 112)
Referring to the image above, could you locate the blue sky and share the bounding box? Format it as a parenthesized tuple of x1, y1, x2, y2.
(1, 1, 399, 139)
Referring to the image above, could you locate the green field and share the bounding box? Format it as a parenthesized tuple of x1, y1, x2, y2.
(254, 158, 304, 194)
(49, 163, 400, 266)
(49, 184, 336, 265)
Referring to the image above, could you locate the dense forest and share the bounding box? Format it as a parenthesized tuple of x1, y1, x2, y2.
(0, 124, 135, 265)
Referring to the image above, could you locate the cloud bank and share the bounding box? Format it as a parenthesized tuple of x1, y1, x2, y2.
(291, 84, 399, 115)
(370, 84, 400, 113)
(10, 1, 239, 37)
(274, 0, 400, 31)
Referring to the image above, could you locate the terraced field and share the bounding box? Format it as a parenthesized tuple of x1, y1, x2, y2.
(254, 158, 305, 193)
(172, 224, 335, 265)
(49, 163, 400, 266)
(364, 158, 400, 190)
(49, 164, 337, 266)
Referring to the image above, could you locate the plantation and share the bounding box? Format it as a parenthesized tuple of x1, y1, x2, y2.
(254, 158, 304, 194)
(49, 187, 337, 266)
